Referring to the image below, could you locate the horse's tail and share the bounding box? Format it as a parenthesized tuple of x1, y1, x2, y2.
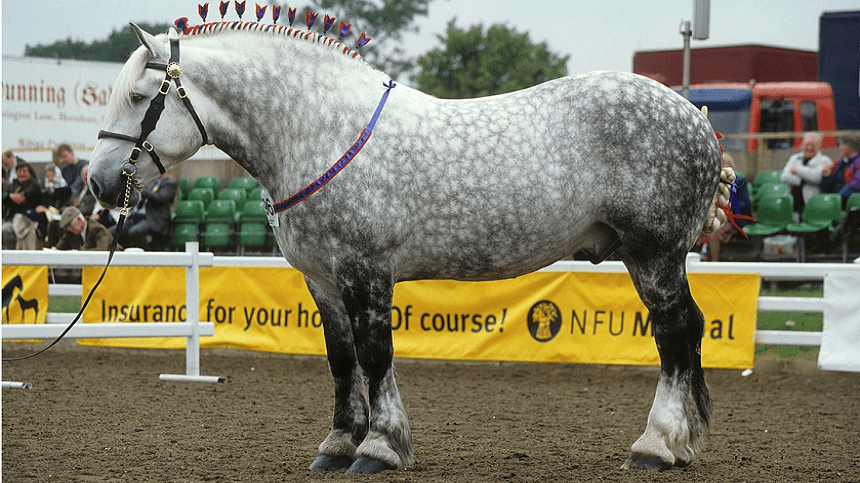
(702, 165, 735, 234)
(700, 105, 734, 235)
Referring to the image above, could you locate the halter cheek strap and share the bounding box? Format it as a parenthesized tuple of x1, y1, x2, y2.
(98, 38, 209, 175)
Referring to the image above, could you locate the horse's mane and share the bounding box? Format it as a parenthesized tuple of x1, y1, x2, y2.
(109, 12, 371, 114)
(178, 21, 367, 62)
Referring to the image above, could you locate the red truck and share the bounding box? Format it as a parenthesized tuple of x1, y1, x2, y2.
(682, 81, 837, 152)
(634, 45, 838, 151)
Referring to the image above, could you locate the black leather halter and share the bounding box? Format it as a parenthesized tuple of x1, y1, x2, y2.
(98, 38, 209, 175)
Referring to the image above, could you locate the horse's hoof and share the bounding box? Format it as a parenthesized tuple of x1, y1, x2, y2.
(309, 454, 354, 471)
(345, 456, 397, 474)
(621, 452, 674, 471)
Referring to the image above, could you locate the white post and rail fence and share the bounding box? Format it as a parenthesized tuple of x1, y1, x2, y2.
(3, 243, 859, 388)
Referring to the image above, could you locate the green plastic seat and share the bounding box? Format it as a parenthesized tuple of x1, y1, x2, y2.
(171, 200, 205, 247)
(744, 195, 793, 237)
(192, 176, 220, 192)
(218, 188, 248, 206)
(248, 185, 265, 202)
(228, 177, 257, 192)
(846, 192, 860, 211)
(752, 170, 782, 192)
(186, 187, 215, 210)
(786, 194, 842, 234)
(202, 199, 237, 249)
(754, 183, 789, 201)
(236, 200, 272, 254)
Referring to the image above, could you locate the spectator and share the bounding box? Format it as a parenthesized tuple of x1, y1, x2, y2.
(113, 173, 178, 250)
(2, 150, 22, 249)
(43, 164, 71, 209)
(46, 164, 101, 247)
(53, 206, 118, 251)
(821, 134, 860, 206)
(2, 149, 22, 192)
(55, 144, 88, 193)
(780, 133, 832, 221)
(2, 160, 45, 250)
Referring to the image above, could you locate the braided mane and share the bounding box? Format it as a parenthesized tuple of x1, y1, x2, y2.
(179, 21, 366, 61)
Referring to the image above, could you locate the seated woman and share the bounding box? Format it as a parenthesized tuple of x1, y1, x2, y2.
(2, 160, 46, 250)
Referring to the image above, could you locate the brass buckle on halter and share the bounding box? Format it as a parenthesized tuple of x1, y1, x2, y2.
(176, 85, 188, 99)
(129, 146, 142, 162)
(142, 140, 154, 153)
(158, 79, 171, 96)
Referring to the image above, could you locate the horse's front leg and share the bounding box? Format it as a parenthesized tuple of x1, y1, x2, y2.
(306, 277, 368, 472)
(620, 251, 711, 470)
(336, 262, 413, 474)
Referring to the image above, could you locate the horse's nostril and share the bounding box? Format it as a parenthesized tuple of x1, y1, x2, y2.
(90, 179, 101, 199)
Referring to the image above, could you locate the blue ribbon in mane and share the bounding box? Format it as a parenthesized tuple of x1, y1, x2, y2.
(272, 80, 396, 213)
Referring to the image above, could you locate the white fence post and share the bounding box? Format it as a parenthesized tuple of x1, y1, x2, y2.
(160, 242, 225, 383)
(2, 244, 224, 384)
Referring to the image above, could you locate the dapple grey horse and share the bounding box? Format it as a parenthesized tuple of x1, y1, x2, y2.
(88, 18, 727, 474)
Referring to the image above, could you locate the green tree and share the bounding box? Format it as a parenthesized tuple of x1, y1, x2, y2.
(414, 21, 569, 99)
(24, 22, 173, 62)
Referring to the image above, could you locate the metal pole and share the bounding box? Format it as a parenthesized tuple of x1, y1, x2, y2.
(680, 20, 692, 99)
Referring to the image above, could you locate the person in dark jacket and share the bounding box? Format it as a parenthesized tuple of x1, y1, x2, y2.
(2, 160, 45, 249)
(113, 173, 178, 250)
(821, 134, 860, 207)
(55, 144, 88, 193)
(53, 206, 118, 251)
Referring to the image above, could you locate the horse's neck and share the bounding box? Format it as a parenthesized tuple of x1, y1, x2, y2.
(185, 32, 388, 195)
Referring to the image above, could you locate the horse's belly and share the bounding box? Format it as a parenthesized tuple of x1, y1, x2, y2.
(393, 215, 591, 282)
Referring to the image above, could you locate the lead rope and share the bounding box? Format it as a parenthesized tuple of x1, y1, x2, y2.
(3, 169, 136, 362)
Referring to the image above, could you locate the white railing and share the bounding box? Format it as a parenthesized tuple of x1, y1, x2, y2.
(2, 242, 224, 383)
(4, 247, 858, 376)
(684, 253, 859, 346)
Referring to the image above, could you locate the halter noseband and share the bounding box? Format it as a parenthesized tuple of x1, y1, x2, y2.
(98, 38, 209, 176)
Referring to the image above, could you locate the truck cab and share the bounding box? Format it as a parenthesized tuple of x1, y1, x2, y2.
(680, 82, 837, 151)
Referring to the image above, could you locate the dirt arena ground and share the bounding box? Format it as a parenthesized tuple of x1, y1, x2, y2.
(3, 342, 859, 482)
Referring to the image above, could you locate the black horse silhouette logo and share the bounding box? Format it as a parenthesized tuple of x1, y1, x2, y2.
(2, 275, 40, 324)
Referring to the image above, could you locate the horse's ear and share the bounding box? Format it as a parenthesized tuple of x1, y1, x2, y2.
(130, 22, 168, 61)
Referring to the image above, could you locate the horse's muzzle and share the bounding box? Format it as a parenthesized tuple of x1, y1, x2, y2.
(89, 176, 140, 210)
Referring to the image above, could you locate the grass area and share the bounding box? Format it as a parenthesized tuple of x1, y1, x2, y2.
(49, 286, 826, 361)
(50, 296, 84, 314)
(756, 286, 823, 361)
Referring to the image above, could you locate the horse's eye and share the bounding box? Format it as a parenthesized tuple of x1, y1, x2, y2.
(130, 93, 146, 104)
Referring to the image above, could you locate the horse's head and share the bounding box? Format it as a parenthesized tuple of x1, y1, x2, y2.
(89, 23, 209, 209)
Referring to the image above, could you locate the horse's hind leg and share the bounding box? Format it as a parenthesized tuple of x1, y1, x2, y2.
(619, 248, 711, 470)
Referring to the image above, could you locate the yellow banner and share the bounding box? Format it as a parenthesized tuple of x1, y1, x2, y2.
(79, 266, 758, 369)
(2, 265, 48, 327)
(390, 272, 757, 368)
(80, 266, 326, 353)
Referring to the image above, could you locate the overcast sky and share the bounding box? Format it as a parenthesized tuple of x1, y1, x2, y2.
(2, 1, 858, 75)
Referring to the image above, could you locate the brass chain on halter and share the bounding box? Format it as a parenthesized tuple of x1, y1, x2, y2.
(2, 173, 137, 362)
(120, 162, 142, 215)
